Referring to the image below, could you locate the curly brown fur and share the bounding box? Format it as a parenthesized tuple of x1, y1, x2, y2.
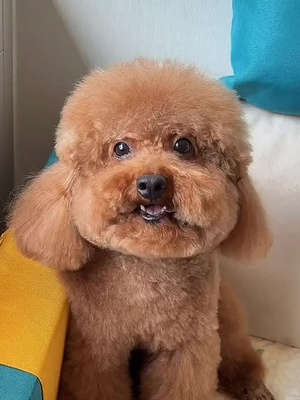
(9, 59, 273, 400)
(218, 281, 275, 400)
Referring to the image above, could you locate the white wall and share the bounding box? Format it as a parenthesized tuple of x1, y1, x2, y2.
(52, 0, 232, 75)
(14, 0, 232, 184)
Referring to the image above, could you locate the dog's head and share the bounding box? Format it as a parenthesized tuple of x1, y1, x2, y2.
(9, 60, 272, 270)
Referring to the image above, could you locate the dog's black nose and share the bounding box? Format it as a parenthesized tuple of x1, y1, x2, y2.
(137, 174, 167, 201)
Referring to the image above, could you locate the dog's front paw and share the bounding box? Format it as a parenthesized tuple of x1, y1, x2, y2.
(235, 382, 275, 400)
(219, 381, 275, 400)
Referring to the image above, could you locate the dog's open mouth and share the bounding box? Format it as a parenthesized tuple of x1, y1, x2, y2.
(138, 204, 174, 223)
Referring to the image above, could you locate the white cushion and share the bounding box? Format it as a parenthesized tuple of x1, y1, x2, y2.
(223, 103, 300, 348)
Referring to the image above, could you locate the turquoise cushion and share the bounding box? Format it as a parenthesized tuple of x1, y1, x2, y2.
(221, 1, 300, 115)
(45, 150, 59, 168)
(0, 365, 42, 400)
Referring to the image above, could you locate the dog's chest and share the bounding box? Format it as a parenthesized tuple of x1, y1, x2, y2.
(88, 252, 214, 302)
(62, 252, 219, 349)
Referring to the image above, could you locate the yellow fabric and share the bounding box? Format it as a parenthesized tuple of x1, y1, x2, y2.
(0, 232, 69, 400)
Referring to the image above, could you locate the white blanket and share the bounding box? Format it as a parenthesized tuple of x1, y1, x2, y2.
(216, 337, 300, 400)
(223, 103, 300, 349)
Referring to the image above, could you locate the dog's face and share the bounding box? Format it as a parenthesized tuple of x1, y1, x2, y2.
(9, 60, 272, 269)
(71, 128, 240, 259)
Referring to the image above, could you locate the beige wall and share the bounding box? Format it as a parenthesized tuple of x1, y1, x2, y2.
(13, 0, 232, 185)
(14, 0, 87, 185)
(0, 0, 13, 230)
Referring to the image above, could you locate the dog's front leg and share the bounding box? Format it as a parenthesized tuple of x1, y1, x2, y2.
(59, 361, 132, 400)
(140, 333, 220, 400)
(218, 280, 274, 400)
(58, 316, 132, 400)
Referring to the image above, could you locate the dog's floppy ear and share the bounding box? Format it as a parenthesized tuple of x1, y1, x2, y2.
(8, 164, 94, 270)
(220, 174, 272, 263)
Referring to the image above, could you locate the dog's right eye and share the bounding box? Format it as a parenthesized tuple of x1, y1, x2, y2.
(114, 142, 131, 158)
(173, 138, 193, 155)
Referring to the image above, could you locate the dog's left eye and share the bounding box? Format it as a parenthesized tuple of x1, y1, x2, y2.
(173, 138, 193, 155)
(114, 142, 131, 158)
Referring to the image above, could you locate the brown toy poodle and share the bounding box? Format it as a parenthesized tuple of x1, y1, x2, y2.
(9, 59, 274, 400)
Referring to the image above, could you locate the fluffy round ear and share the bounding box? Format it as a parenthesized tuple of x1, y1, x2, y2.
(220, 175, 272, 263)
(8, 164, 94, 270)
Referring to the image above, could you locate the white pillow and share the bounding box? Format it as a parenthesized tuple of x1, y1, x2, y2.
(223, 103, 300, 348)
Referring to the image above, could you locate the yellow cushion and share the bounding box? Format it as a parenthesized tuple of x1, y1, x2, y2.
(0, 232, 69, 400)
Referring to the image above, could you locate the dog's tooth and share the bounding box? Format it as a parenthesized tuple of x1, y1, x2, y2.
(140, 205, 146, 211)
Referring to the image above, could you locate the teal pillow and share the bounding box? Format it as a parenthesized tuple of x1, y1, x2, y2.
(221, 1, 300, 115)
(45, 150, 59, 168)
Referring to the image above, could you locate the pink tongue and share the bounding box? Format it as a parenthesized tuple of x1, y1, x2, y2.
(146, 205, 163, 216)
